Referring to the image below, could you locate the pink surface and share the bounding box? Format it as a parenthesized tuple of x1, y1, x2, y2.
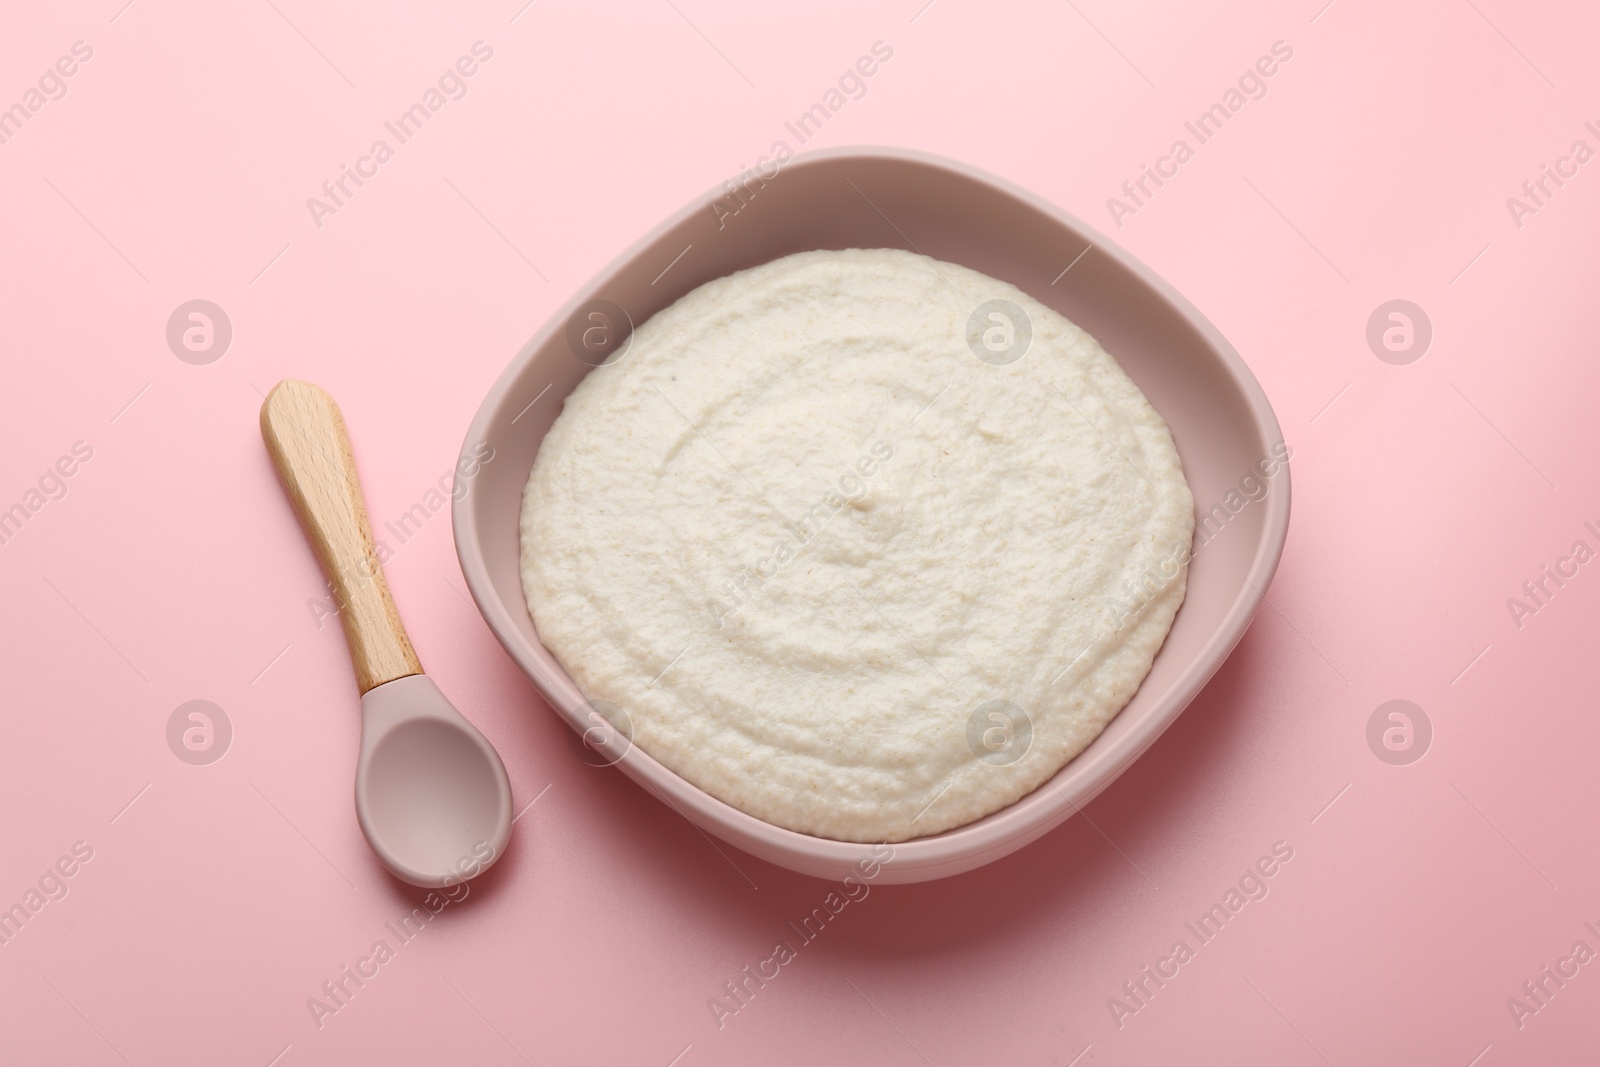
(1, 1, 1595, 1064)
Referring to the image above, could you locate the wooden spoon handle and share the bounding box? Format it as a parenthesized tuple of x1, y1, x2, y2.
(260, 379, 422, 693)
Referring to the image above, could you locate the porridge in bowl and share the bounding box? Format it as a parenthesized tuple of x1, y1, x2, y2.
(519, 248, 1193, 842)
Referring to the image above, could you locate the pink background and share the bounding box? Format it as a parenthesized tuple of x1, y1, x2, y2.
(3, 0, 1597, 1063)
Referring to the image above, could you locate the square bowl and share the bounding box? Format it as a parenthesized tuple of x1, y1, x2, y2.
(453, 146, 1290, 884)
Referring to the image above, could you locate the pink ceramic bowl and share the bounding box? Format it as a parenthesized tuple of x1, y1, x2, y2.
(453, 146, 1290, 884)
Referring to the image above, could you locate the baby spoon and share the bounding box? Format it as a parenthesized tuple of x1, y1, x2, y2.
(260, 379, 512, 888)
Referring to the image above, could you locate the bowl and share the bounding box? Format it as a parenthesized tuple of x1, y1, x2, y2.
(453, 146, 1290, 884)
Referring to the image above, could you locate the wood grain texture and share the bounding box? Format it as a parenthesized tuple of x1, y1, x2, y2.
(260, 379, 423, 693)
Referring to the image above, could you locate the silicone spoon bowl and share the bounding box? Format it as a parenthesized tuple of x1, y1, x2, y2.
(261, 379, 512, 888)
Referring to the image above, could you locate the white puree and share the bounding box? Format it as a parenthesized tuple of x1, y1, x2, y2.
(520, 249, 1194, 842)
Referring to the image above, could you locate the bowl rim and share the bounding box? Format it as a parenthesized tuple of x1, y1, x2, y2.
(452, 144, 1291, 877)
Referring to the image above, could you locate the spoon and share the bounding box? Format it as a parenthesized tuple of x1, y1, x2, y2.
(260, 379, 512, 888)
